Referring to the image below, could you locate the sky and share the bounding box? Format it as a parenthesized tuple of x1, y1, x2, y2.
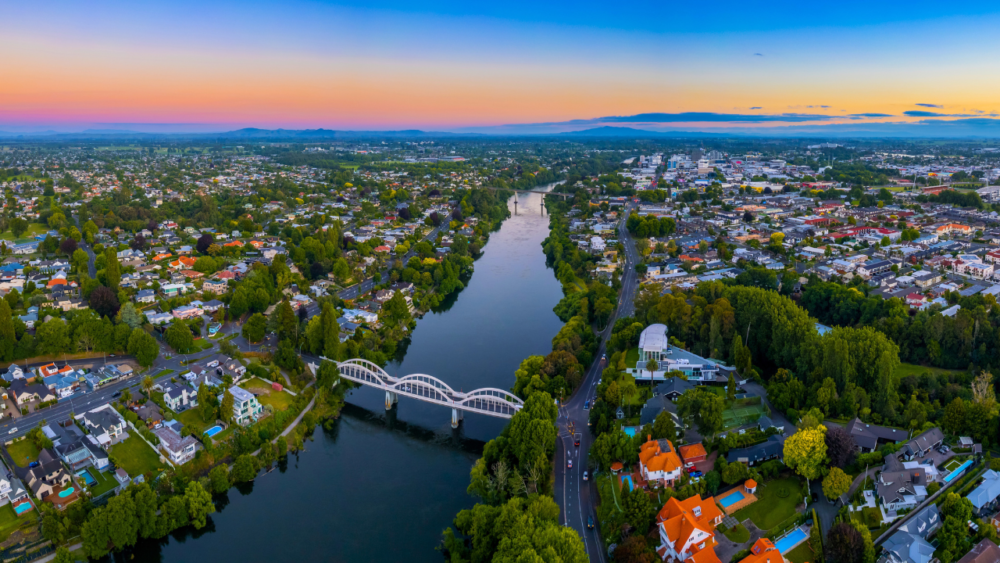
(5, 0, 1000, 133)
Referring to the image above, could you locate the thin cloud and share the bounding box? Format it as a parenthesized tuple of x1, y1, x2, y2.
(850, 113, 895, 118)
(905, 110, 982, 117)
(753, 53, 763, 56)
(749, 107, 762, 110)
(915, 103, 943, 108)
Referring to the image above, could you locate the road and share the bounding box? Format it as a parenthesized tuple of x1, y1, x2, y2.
(554, 201, 639, 563)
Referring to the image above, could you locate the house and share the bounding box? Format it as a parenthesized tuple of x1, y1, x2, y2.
(678, 443, 708, 465)
(163, 386, 196, 411)
(737, 538, 783, 563)
(202, 299, 224, 312)
(135, 289, 156, 303)
(653, 377, 695, 400)
(9, 379, 56, 405)
(78, 408, 126, 447)
(202, 280, 229, 295)
(844, 417, 907, 452)
(876, 468, 928, 512)
(857, 259, 893, 278)
(226, 386, 263, 426)
(881, 505, 940, 563)
(153, 425, 198, 465)
(172, 304, 203, 320)
(638, 436, 683, 487)
(958, 539, 1000, 563)
(726, 436, 783, 466)
(967, 469, 1000, 517)
(54, 435, 109, 472)
(15, 449, 74, 506)
(655, 495, 724, 563)
(900, 427, 944, 460)
(757, 415, 785, 435)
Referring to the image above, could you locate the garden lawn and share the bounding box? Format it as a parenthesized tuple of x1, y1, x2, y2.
(177, 408, 215, 435)
(894, 362, 964, 380)
(0, 223, 48, 241)
(0, 504, 32, 543)
(944, 458, 965, 472)
(624, 348, 639, 368)
(109, 436, 167, 478)
(154, 369, 175, 378)
(722, 522, 750, 543)
(734, 477, 803, 530)
(84, 468, 119, 496)
(257, 389, 294, 412)
(784, 541, 815, 563)
(7, 439, 40, 467)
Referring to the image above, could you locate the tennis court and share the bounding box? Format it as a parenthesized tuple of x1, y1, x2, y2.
(722, 404, 765, 428)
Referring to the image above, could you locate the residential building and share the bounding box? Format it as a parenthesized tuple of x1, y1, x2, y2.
(844, 417, 907, 452)
(226, 386, 263, 426)
(877, 468, 928, 513)
(726, 435, 783, 466)
(78, 408, 126, 447)
(655, 495, 724, 563)
(638, 437, 683, 488)
(881, 505, 940, 563)
(900, 428, 944, 460)
(957, 539, 1000, 563)
(737, 538, 784, 563)
(967, 469, 1000, 517)
(163, 386, 196, 411)
(154, 425, 198, 465)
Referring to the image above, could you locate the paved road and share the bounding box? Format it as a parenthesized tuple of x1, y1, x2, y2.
(554, 201, 639, 563)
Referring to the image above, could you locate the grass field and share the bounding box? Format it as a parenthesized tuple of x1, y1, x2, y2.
(0, 223, 48, 242)
(894, 362, 965, 380)
(154, 369, 175, 378)
(784, 541, 815, 563)
(109, 436, 166, 478)
(722, 522, 750, 543)
(0, 504, 33, 543)
(83, 468, 120, 496)
(944, 458, 965, 471)
(240, 378, 295, 411)
(722, 404, 765, 429)
(624, 348, 639, 368)
(734, 477, 804, 530)
(177, 407, 215, 435)
(7, 439, 40, 467)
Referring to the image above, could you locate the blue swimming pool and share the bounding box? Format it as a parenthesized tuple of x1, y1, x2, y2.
(944, 460, 973, 483)
(13, 502, 31, 514)
(58, 487, 75, 498)
(622, 427, 637, 437)
(775, 528, 808, 554)
(620, 475, 634, 492)
(718, 490, 746, 508)
(203, 425, 223, 438)
(76, 470, 96, 486)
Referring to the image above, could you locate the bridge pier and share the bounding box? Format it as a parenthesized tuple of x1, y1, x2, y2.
(385, 391, 398, 410)
(451, 408, 463, 428)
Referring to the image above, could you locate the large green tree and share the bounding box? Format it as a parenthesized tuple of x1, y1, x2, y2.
(242, 313, 266, 343)
(127, 328, 159, 367)
(104, 247, 121, 292)
(165, 319, 193, 353)
(184, 481, 215, 529)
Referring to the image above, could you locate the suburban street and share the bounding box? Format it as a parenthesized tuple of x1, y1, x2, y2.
(555, 200, 639, 563)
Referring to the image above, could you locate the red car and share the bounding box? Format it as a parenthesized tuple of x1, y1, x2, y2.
(575, 438, 581, 447)
(686, 466, 698, 474)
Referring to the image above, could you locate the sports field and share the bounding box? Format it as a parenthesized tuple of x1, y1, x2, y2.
(722, 404, 765, 428)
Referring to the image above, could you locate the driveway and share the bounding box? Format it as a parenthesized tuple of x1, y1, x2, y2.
(741, 381, 793, 441)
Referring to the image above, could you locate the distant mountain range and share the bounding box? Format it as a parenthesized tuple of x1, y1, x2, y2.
(6, 116, 1000, 140)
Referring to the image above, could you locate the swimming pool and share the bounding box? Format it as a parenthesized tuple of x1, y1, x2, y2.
(620, 475, 634, 492)
(718, 490, 746, 508)
(622, 427, 637, 437)
(204, 425, 223, 438)
(774, 528, 808, 554)
(58, 487, 75, 498)
(76, 470, 96, 486)
(944, 460, 973, 483)
(13, 503, 31, 514)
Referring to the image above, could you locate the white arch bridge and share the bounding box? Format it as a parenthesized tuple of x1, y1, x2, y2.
(336, 359, 524, 427)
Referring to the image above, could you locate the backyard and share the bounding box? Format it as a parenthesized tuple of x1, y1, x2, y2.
(0, 504, 33, 543)
(943, 458, 966, 472)
(784, 541, 815, 563)
(0, 223, 48, 242)
(109, 436, 166, 478)
(7, 440, 40, 468)
(240, 378, 295, 412)
(722, 522, 750, 543)
(733, 477, 804, 530)
(177, 407, 216, 435)
(81, 468, 119, 497)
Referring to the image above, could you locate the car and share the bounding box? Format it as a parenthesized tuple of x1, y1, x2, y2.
(587, 516, 594, 529)
(28, 462, 39, 468)
(583, 471, 588, 481)
(941, 445, 950, 452)
(7, 428, 16, 435)
(690, 471, 703, 478)
(112, 391, 121, 398)
(575, 438, 581, 447)
(686, 466, 697, 473)
(584, 401, 590, 410)
(568, 459, 572, 469)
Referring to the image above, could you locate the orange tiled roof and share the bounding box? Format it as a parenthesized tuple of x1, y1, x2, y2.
(679, 443, 708, 461)
(657, 495, 723, 552)
(745, 479, 757, 489)
(639, 438, 683, 474)
(153, 253, 173, 261)
(223, 240, 244, 247)
(688, 548, 723, 563)
(737, 538, 782, 563)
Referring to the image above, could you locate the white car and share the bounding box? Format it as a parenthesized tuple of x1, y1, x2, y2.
(583, 471, 589, 481)
(568, 459, 573, 469)
(7, 428, 16, 435)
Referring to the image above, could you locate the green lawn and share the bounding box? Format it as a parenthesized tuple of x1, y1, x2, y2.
(177, 407, 215, 435)
(0, 504, 33, 543)
(83, 468, 119, 496)
(154, 369, 175, 378)
(784, 541, 815, 563)
(722, 522, 750, 543)
(894, 362, 965, 380)
(109, 436, 167, 478)
(240, 378, 295, 411)
(734, 477, 804, 530)
(624, 348, 639, 368)
(944, 458, 965, 471)
(0, 223, 48, 242)
(7, 439, 40, 467)
(860, 506, 883, 528)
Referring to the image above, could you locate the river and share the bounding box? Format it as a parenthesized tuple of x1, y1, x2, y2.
(118, 188, 565, 562)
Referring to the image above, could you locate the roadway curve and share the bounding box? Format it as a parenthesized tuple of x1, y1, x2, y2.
(554, 201, 639, 563)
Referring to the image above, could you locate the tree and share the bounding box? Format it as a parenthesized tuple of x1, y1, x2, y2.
(104, 248, 121, 291)
(0, 300, 15, 362)
(81, 491, 139, 558)
(127, 328, 159, 367)
(120, 302, 143, 329)
(825, 522, 865, 563)
(231, 454, 258, 483)
(89, 286, 121, 319)
(209, 464, 230, 494)
(942, 398, 968, 436)
(727, 373, 736, 401)
(165, 319, 193, 353)
(822, 467, 851, 500)
(972, 371, 996, 413)
(141, 375, 154, 396)
(825, 425, 858, 468)
(645, 358, 659, 380)
(650, 411, 676, 441)
(9, 217, 28, 239)
(72, 248, 89, 273)
(622, 485, 657, 533)
(198, 383, 215, 421)
(196, 233, 214, 254)
(322, 303, 340, 359)
(184, 481, 215, 530)
(52, 547, 72, 563)
(242, 313, 266, 343)
(784, 424, 828, 492)
(59, 237, 77, 255)
(677, 388, 725, 439)
(274, 300, 297, 343)
(132, 482, 158, 539)
(221, 388, 235, 423)
(35, 318, 69, 356)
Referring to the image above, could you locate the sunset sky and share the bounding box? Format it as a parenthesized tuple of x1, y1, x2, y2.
(5, 0, 1000, 132)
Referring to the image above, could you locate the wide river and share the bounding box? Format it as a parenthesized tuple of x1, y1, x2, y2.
(119, 189, 565, 562)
